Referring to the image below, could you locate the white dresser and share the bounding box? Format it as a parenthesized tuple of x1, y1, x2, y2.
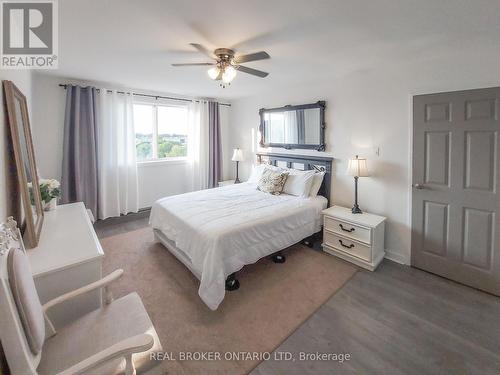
(27, 202, 104, 328)
(322, 206, 386, 271)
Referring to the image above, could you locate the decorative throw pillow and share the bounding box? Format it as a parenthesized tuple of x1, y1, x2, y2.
(248, 163, 282, 184)
(257, 168, 290, 195)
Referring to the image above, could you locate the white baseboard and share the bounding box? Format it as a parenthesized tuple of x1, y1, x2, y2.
(384, 249, 410, 265)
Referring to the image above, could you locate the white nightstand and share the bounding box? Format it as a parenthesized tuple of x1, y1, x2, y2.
(322, 206, 386, 271)
(218, 180, 236, 187)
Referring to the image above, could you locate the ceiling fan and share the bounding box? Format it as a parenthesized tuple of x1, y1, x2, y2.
(172, 43, 270, 88)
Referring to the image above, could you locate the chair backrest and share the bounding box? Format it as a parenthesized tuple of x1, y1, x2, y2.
(0, 218, 42, 374)
(8, 248, 46, 353)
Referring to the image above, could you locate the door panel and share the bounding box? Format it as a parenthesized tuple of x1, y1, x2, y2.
(465, 99, 497, 122)
(412, 87, 500, 296)
(422, 201, 449, 256)
(424, 131, 450, 186)
(425, 102, 451, 123)
(464, 131, 497, 192)
(462, 208, 494, 270)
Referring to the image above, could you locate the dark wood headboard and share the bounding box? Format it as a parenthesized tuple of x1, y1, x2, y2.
(256, 153, 333, 205)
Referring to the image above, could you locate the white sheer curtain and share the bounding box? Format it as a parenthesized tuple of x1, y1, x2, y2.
(187, 100, 210, 191)
(97, 90, 139, 219)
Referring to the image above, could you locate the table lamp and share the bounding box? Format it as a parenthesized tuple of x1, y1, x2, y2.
(347, 155, 370, 214)
(231, 148, 244, 183)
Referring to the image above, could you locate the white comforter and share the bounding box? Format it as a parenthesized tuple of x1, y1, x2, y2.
(149, 182, 327, 310)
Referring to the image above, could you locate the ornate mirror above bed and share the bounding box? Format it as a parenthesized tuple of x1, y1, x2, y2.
(259, 101, 326, 151)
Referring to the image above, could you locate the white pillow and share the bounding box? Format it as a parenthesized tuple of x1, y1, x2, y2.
(282, 169, 316, 197)
(309, 171, 325, 197)
(248, 164, 266, 183)
(248, 164, 281, 183)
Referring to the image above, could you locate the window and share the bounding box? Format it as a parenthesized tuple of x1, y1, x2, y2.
(134, 104, 154, 161)
(134, 102, 188, 161)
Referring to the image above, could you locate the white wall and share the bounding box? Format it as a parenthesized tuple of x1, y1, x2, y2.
(228, 59, 500, 264)
(0, 70, 33, 221)
(31, 73, 231, 209)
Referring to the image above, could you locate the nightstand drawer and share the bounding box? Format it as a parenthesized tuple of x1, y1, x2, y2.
(324, 216, 371, 244)
(324, 231, 371, 262)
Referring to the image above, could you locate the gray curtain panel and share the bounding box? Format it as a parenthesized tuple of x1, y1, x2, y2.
(61, 85, 99, 217)
(208, 101, 222, 188)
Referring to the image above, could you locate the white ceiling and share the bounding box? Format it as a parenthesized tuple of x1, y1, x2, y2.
(48, 0, 500, 100)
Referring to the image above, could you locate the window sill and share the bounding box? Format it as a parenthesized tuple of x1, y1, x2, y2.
(137, 158, 189, 167)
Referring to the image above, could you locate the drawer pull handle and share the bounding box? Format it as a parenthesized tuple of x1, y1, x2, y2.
(339, 239, 355, 249)
(339, 224, 355, 233)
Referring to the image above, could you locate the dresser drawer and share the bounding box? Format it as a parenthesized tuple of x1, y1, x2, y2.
(324, 216, 371, 244)
(323, 231, 371, 262)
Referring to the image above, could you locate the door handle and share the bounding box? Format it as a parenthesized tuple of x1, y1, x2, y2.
(413, 183, 426, 189)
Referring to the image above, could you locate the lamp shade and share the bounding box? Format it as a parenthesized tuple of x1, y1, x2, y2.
(231, 148, 244, 162)
(207, 66, 220, 80)
(347, 155, 370, 177)
(222, 66, 237, 84)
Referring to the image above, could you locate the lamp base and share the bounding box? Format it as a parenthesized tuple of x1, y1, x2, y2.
(351, 205, 363, 214)
(352, 176, 363, 214)
(234, 161, 241, 184)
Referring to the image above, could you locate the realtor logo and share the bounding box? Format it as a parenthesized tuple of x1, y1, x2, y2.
(1, 0, 58, 69)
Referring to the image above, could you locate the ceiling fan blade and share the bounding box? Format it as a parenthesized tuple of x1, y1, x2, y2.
(189, 43, 215, 59)
(234, 51, 270, 64)
(171, 62, 215, 66)
(236, 65, 269, 78)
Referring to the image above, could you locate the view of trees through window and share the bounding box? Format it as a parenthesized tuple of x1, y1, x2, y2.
(134, 103, 188, 161)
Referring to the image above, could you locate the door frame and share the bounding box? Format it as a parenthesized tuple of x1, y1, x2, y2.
(407, 92, 415, 266)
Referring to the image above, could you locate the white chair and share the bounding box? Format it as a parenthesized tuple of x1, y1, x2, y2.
(0, 218, 163, 374)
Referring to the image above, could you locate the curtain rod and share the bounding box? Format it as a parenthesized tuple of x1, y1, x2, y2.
(58, 84, 231, 107)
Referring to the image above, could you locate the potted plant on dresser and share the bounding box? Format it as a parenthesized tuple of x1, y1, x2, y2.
(31, 179, 61, 211)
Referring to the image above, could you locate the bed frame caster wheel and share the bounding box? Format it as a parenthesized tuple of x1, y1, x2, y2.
(303, 240, 314, 248)
(225, 274, 240, 291)
(302, 235, 316, 248)
(272, 253, 286, 263)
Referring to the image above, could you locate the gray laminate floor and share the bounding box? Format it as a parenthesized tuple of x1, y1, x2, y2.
(94, 215, 500, 375)
(251, 261, 500, 375)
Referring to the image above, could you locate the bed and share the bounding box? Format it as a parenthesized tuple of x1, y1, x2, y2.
(149, 153, 333, 310)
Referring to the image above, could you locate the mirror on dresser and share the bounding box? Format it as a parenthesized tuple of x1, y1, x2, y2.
(3, 80, 44, 248)
(259, 101, 326, 151)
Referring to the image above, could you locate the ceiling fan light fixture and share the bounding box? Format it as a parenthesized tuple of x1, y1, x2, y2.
(222, 65, 237, 84)
(207, 66, 220, 80)
(174, 44, 270, 87)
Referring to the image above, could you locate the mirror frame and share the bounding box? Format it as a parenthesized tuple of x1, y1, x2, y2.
(259, 100, 326, 151)
(3, 80, 44, 248)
